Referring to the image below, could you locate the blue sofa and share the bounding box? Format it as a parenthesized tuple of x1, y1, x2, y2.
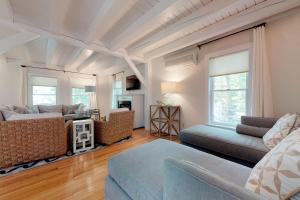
(105, 139, 265, 200)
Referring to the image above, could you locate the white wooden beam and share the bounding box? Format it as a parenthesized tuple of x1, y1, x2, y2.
(110, 0, 181, 51)
(0, 32, 39, 54)
(122, 50, 147, 87)
(64, 47, 84, 69)
(0, 19, 145, 63)
(145, 0, 300, 60)
(66, 49, 93, 71)
(85, 0, 138, 43)
(77, 53, 99, 72)
(85, 0, 116, 42)
(49, 0, 72, 31)
(128, 0, 239, 55)
(46, 38, 57, 68)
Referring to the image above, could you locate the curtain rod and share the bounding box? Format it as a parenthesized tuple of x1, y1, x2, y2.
(20, 65, 97, 76)
(198, 23, 266, 48)
(112, 71, 124, 76)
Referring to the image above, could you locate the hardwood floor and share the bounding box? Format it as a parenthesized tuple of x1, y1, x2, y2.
(0, 129, 158, 200)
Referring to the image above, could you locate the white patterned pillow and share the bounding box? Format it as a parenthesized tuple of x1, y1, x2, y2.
(263, 113, 296, 149)
(245, 128, 300, 200)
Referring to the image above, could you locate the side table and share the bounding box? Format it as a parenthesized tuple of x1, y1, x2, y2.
(72, 119, 94, 153)
(150, 105, 181, 140)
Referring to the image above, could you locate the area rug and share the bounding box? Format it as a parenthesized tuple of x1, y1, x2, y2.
(0, 137, 132, 177)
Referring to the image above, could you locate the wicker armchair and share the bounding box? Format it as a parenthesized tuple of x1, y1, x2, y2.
(0, 117, 69, 168)
(94, 111, 134, 145)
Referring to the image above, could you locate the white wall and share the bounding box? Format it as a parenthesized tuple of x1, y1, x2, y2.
(148, 8, 300, 129)
(266, 8, 300, 116)
(0, 56, 23, 105)
(149, 31, 252, 129)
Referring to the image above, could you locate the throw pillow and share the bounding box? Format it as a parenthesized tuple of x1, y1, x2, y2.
(25, 105, 39, 114)
(262, 113, 296, 149)
(245, 128, 300, 200)
(13, 105, 31, 114)
(62, 104, 81, 115)
(0, 109, 18, 120)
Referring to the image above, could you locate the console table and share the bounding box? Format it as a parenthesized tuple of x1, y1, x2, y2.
(150, 105, 181, 139)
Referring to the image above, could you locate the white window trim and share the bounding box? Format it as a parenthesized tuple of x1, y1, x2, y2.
(28, 74, 59, 106)
(71, 87, 90, 107)
(204, 43, 252, 128)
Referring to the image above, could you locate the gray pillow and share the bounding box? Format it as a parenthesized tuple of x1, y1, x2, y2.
(0, 109, 18, 120)
(62, 104, 81, 115)
(13, 105, 31, 114)
(38, 105, 62, 113)
(26, 105, 39, 114)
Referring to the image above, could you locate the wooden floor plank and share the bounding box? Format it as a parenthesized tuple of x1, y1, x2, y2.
(0, 129, 157, 200)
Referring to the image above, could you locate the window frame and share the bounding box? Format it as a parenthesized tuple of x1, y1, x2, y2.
(208, 72, 250, 128)
(207, 46, 252, 128)
(28, 75, 58, 106)
(112, 79, 123, 109)
(32, 85, 57, 106)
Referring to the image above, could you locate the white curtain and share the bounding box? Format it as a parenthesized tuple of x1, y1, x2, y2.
(251, 26, 274, 117)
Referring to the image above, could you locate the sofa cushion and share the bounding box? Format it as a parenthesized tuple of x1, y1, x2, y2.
(109, 139, 251, 200)
(4, 113, 62, 121)
(38, 105, 62, 113)
(180, 125, 269, 164)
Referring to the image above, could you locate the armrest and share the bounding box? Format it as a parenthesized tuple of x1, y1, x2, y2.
(241, 116, 278, 128)
(163, 158, 264, 200)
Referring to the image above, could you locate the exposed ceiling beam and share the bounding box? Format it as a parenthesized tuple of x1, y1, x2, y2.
(0, 31, 39, 54)
(49, 0, 72, 31)
(0, 19, 145, 63)
(66, 49, 93, 71)
(145, 0, 300, 60)
(109, 0, 181, 51)
(128, 0, 239, 55)
(122, 50, 147, 87)
(85, 0, 138, 43)
(85, 0, 116, 43)
(77, 53, 99, 72)
(46, 38, 57, 68)
(64, 47, 84, 69)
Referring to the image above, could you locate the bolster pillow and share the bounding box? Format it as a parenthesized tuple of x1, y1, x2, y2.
(236, 124, 270, 138)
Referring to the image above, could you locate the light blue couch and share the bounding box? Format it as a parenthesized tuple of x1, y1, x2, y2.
(105, 139, 265, 200)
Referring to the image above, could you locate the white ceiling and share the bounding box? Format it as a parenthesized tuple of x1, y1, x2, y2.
(0, 0, 299, 74)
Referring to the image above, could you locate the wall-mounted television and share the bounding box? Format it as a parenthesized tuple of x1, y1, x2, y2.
(126, 75, 141, 91)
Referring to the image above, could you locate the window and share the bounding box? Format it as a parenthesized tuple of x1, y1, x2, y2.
(72, 88, 90, 107)
(112, 74, 123, 109)
(31, 76, 57, 105)
(209, 50, 249, 127)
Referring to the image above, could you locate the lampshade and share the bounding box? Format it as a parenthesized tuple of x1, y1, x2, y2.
(161, 82, 179, 94)
(85, 86, 96, 93)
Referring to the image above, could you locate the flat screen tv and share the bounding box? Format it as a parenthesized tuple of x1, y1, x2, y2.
(126, 75, 141, 91)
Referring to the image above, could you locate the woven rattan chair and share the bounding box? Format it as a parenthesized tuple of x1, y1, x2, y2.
(0, 117, 69, 168)
(94, 111, 134, 145)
